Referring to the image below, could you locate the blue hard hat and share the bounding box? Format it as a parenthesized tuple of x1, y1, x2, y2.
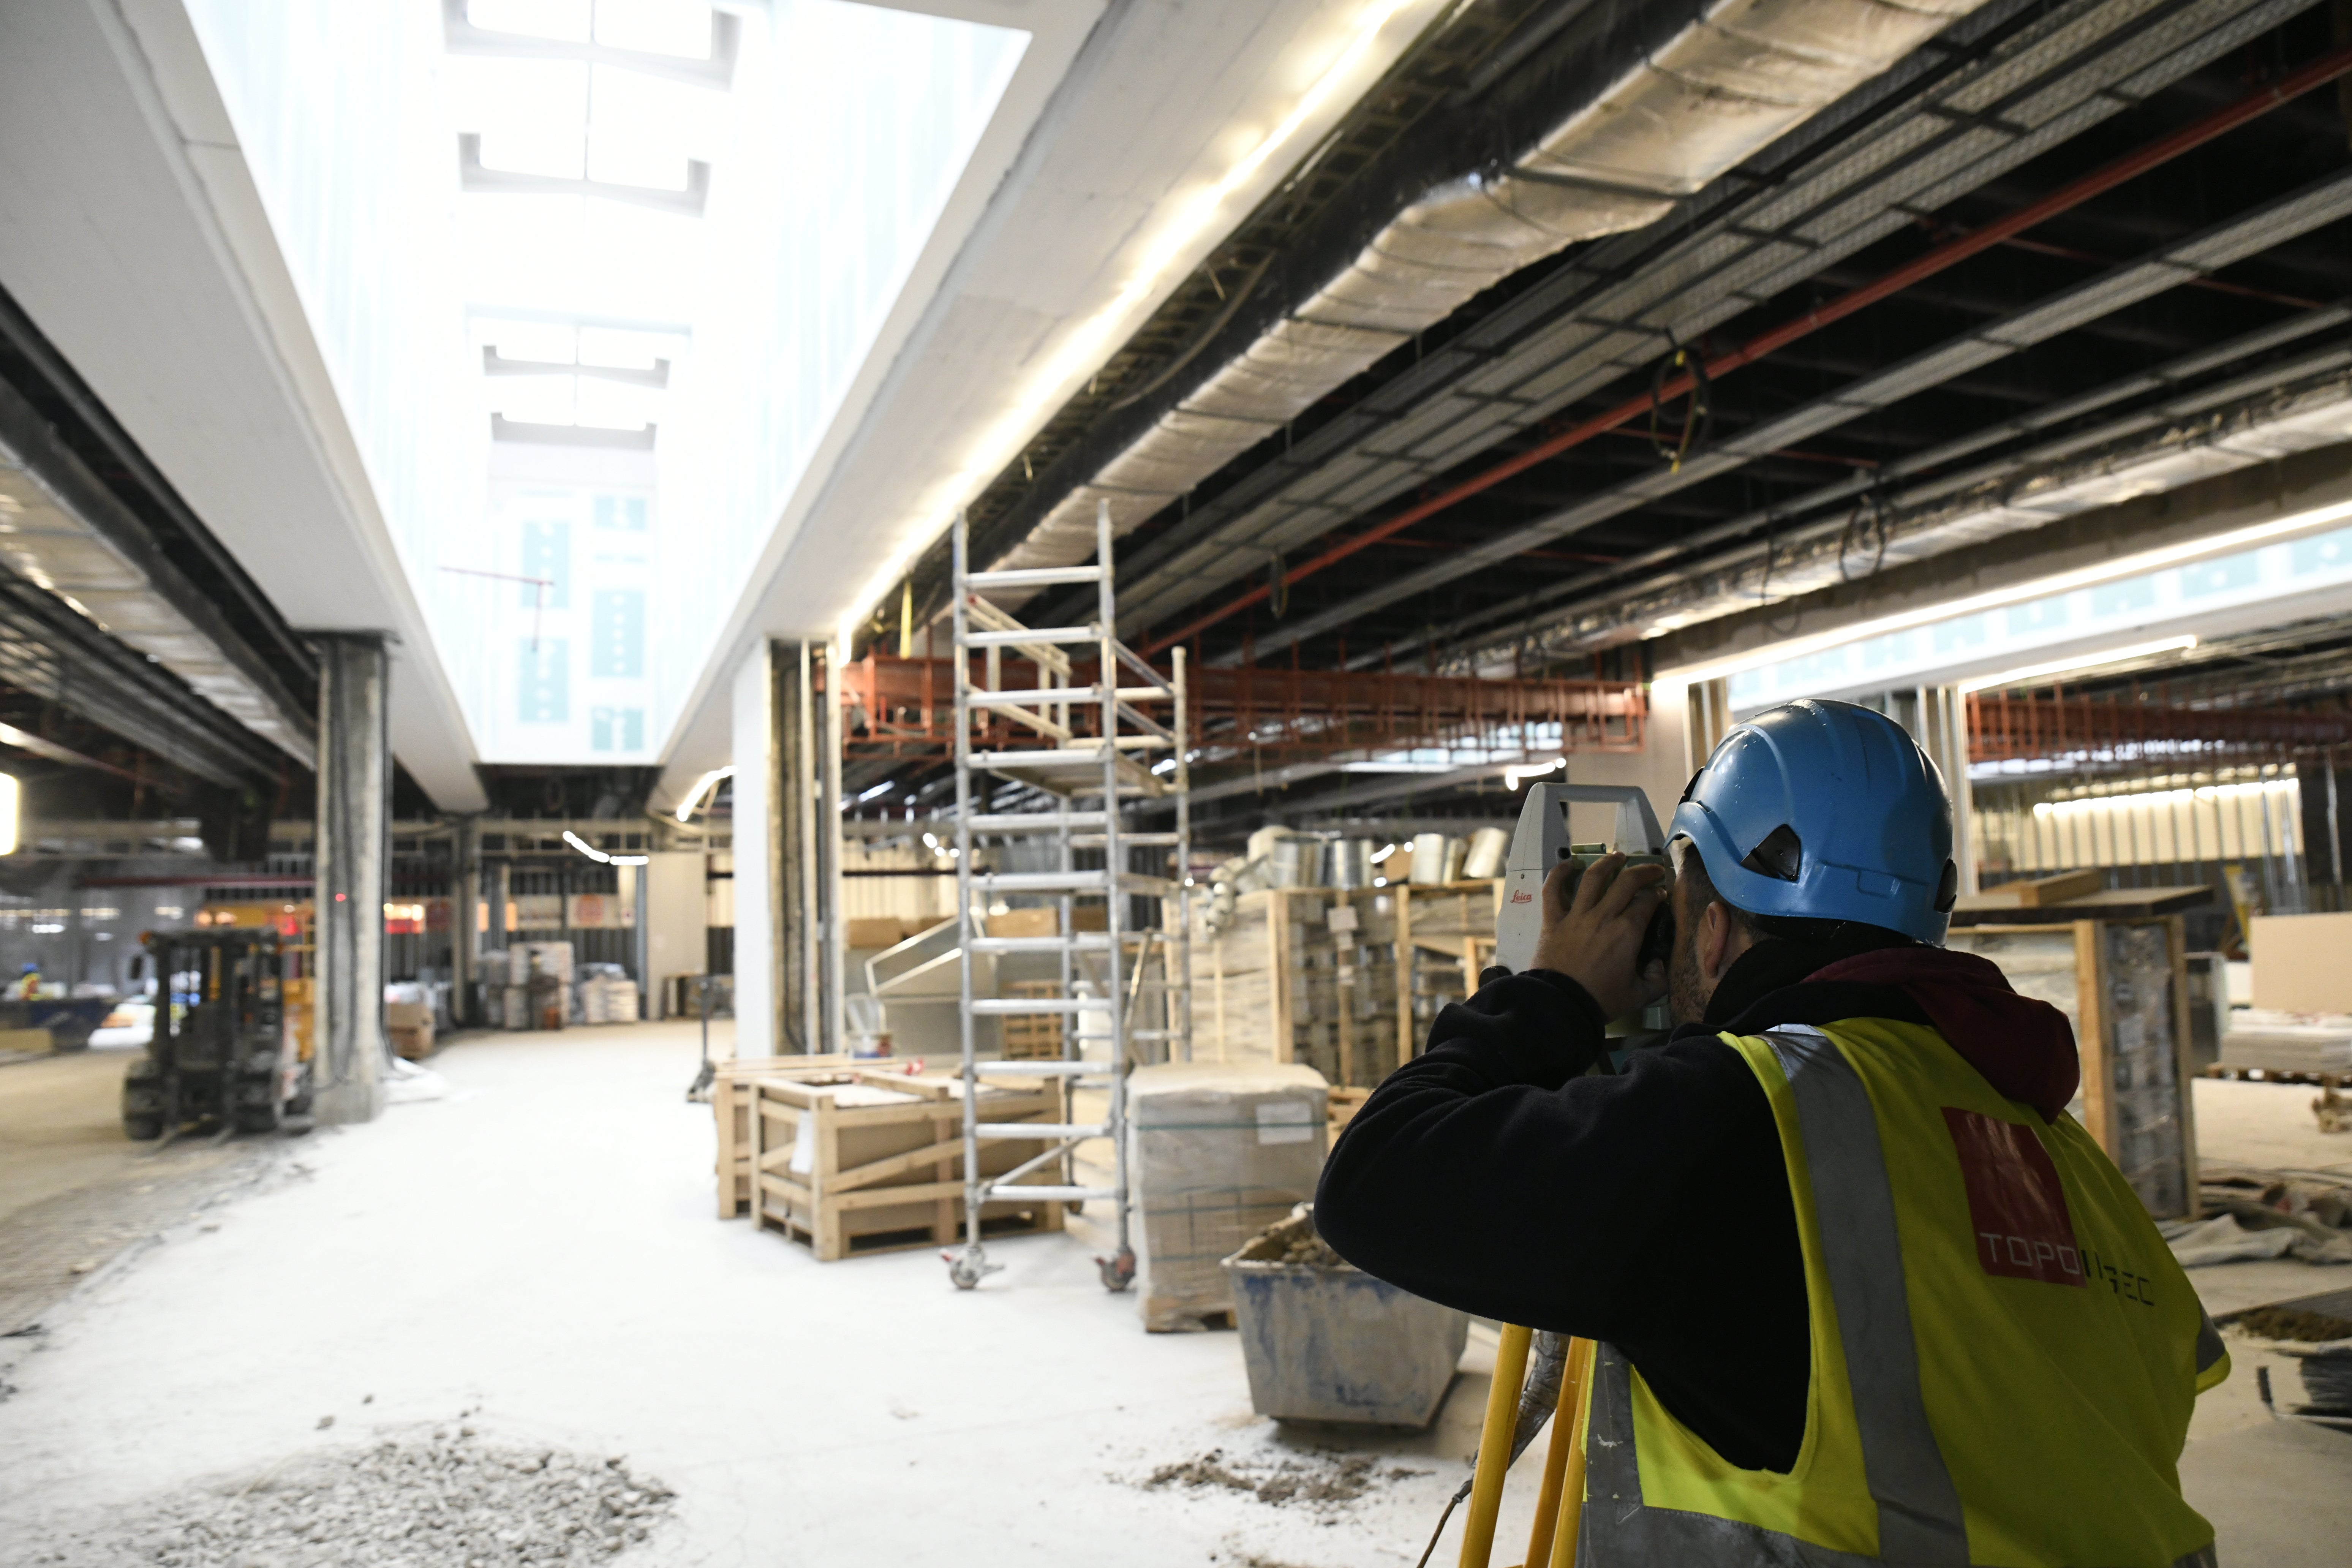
(1668, 699, 1957, 944)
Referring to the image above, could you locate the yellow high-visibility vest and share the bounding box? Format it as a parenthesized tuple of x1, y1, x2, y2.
(1579, 1018, 2228, 1568)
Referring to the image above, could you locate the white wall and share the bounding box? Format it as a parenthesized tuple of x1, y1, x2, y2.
(641, 851, 706, 1019)
(728, 643, 774, 1059)
(1559, 694, 1690, 848)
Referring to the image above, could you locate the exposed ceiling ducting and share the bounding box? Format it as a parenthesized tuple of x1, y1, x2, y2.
(987, 0, 1994, 584)
(0, 294, 317, 774)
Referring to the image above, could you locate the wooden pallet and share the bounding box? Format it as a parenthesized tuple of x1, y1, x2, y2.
(2204, 1065, 2346, 1086)
(750, 1067, 1070, 1261)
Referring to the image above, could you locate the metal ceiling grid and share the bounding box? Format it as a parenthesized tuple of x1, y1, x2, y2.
(1200, 157, 2352, 662)
(1506, 350, 2352, 658)
(0, 574, 281, 788)
(1204, 161, 2352, 667)
(1075, 0, 2322, 639)
(1441, 300, 2352, 662)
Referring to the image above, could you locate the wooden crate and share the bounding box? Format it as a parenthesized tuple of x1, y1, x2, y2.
(1947, 916, 2202, 1219)
(751, 1067, 1070, 1260)
(1000, 979, 1066, 1060)
(713, 1055, 866, 1218)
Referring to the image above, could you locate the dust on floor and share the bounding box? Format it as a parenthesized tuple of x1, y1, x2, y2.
(0, 1142, 288, 1338)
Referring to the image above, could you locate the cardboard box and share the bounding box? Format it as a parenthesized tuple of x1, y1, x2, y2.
(387, 1009, 435, 1059)
(1973, 868, 2103, 908)
(847, 917, 908, 950)
(986, 907, 1059, 939)
(2251, 912, 2352, 1013)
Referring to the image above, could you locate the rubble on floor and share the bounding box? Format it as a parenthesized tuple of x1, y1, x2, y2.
(1140, 1447, 1429, 1511)
(6, 1429, 674, 1566)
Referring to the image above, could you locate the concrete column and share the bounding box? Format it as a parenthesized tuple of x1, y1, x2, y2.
(452, 815, 480, 1026)
(313, 633, 390, 1124)
(820, 639, 846, 1055)
(734, 637, 837, 1057)
(782, 643, 819, 1053)
(1916, 685, 1976, 895)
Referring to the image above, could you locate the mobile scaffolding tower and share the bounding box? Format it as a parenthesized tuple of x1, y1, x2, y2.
(946, 501, 1191, 1291)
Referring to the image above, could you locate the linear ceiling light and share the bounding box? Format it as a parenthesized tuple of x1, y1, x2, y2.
(1504, 757, 1565, 789)
(563, 829, 612, 863)
(1655, 496, 2352, 692)
(1957, 636, 2199, 694)
(0, 774, 17, 857)
(837, 0, 1421, 646)
(674, 765, 733, 822)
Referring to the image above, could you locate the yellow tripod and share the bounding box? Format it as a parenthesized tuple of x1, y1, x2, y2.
(1422, 1326, 1597, 1568)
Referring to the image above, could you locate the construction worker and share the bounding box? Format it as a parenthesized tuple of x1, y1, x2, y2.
(1317, 699, 2228, 1566)
(8, 961, 40, 1000)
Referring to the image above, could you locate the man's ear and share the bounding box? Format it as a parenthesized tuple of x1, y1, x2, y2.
(1700, 900, 1738, 987)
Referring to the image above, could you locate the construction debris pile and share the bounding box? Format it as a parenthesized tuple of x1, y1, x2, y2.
(2165, 1166, 2352, 1266)
(9, 1431, 675, 1567)
(1230, 1206, 1350, 1270)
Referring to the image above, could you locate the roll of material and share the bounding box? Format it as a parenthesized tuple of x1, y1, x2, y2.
(1462, 826, 1509, 880)
(1270, 836, 1325, 888)
(1327, 838, 1375, 888)
(1409, 832, 1454, 886)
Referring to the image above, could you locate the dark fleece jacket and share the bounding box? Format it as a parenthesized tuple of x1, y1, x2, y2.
(1314, 941, 2075, 1473)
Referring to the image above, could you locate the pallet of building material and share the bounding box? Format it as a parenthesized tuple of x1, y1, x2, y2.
(751, 1068, 1068, 1261)
(1129, 1061, 1329, 1332)
(2217, 1011, 2352, 1076)
(711, 1055, 867, 1218)
(1947, 917, 2202, 1219)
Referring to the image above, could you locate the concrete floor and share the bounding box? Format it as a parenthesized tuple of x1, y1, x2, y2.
(0, 1027, 2344, 1564)
(0, 1045, 273, 1337)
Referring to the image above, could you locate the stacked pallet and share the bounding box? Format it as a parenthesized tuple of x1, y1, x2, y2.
(999, 979, 1066, 1059)
(1190, 881, 1500, 1088)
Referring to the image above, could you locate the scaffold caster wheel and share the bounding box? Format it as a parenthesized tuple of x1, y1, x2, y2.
(944, 1244, 1000, 1291)
(1097, 1247, 1137, 1293)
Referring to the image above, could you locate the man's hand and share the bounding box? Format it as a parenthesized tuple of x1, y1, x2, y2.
(1530, 852, 1669, 1020)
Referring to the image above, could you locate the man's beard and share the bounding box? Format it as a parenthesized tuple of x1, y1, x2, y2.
(1667, 922, 1710, 1027)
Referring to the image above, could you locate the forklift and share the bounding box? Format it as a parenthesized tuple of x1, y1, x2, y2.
(122, 927, 312, 1141)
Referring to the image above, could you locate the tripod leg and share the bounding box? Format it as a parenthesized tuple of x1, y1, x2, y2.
(1458, 1323, 1533, 1568)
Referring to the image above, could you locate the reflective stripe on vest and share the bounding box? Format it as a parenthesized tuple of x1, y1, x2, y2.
(1577, 1026, 2221, 1568)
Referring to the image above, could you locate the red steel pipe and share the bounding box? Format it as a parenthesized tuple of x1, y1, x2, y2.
(1141, 43, 2352, 657)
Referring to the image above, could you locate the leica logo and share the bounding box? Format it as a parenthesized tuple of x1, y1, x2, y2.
(1508, 890, 1533, 904)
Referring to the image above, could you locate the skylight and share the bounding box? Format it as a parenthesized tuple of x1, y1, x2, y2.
(179, 0, 1027, 767)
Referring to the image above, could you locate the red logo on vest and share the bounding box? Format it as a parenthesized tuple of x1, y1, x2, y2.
(1941, 1106, 2086, 1287)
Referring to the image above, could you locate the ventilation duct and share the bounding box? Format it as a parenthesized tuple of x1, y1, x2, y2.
(992, 0, 1992, 580)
